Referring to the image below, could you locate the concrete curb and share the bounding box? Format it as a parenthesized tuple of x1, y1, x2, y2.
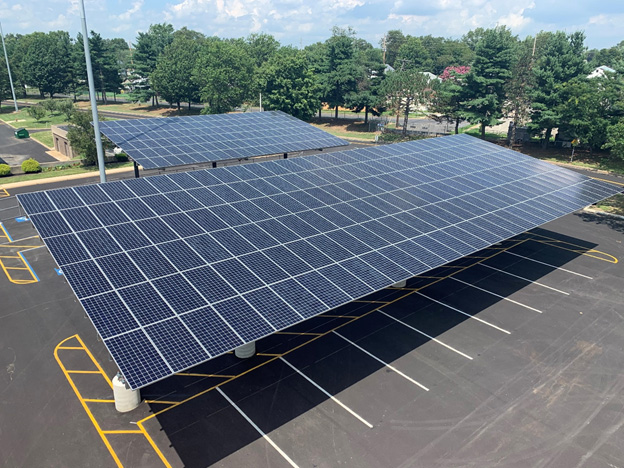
(582, 206, 624, 221)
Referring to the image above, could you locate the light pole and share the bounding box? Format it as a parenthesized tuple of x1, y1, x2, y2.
(79, 0, 107, 183)
(0, 21, 18, 112)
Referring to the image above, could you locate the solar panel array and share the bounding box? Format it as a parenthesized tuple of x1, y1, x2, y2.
(18, 134, 621, 389)
(98, 111, 348, 170)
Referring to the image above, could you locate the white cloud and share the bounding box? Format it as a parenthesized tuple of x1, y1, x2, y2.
(113, 0, 144, 21)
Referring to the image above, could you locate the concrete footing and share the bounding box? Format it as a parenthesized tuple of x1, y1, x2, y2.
(235, 341, 256, 359)
(392, 279, 407, 288)
(112, 374, 141, 412)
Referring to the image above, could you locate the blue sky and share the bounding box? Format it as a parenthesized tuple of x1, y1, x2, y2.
(1, 0, 622, 51)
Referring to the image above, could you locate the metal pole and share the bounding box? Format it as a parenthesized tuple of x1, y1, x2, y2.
(79, 0, 107, 183)
(0, 22, 18, 112)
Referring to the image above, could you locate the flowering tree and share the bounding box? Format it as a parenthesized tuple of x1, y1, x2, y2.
(439, 66, 470, 81)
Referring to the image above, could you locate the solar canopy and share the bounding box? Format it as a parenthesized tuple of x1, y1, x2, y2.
(98, 111, 348, 170)
(18, 134, 621, 389)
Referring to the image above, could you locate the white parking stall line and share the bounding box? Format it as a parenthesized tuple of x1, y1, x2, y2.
(451, 277, 543, 314)
(415, 292, 512, 334)
(332, 330, 431, 390)
(216, 387, 300, 468)
(478, 263, 570, 295)
(279, 357, 374, 428)
(504, 251, 593, 279)
(377, 311, 473, 360)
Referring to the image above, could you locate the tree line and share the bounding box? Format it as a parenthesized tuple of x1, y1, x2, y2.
(1, 25, 623, 158)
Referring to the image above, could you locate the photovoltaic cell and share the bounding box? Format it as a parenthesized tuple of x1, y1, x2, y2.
(98, 111, 348, 169)
(18, 134, 622, 389)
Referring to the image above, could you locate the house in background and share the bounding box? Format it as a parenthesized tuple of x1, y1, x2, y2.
(587, 65, 616, 79)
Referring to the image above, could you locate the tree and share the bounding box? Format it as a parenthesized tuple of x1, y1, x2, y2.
(246, 33, 280, 69)
(461, 28, 486, 51)
(462, 26, 516, 138)
(133, 23, 175, 105)
(320, 27, 360, 119)
(430, 66, 470, 134)
(396, 37, 429, 71)
(557, 75, 624, 153)
(3, 33, 26, 97)
(344, 45, 387, 123)
(505, 37, 535, 146)
(74, 32, 122, 103)
(0, 57, 10, 107)
(603, 122, 624, 160)
(21, 31, 72, 97)
(529, 31, 588, 147)
(151, 36, 200, 111)
(381, 30, 406, 67)
(57, 99, 74, 120)
(66, 110, 112, 165)
(193, 39, 254, 114)
(381, 69, 433, 133)
(26, 105, 47, 122)
(259, 48, 320, 120)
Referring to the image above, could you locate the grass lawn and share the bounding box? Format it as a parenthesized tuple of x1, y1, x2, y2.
(0, 107, 69, 129)
(76, 101, 202, 117)
(310, 120, 377, 141)
(594, 194, 624, 216)
(0, 161, 133, 185)
(30, 131, 54, 148)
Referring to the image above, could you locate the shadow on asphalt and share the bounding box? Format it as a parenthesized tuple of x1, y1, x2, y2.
(144, 227, 598, 468)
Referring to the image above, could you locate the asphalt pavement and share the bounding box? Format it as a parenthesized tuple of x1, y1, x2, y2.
(0, 120, 57, 166)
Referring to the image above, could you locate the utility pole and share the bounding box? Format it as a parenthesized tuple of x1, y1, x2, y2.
(79, 0, 107, 183)
(382, 35, 387, 65)
(0, 22, 18, 112)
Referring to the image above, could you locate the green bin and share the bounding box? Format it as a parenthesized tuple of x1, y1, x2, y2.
(15, 128, 29, 139)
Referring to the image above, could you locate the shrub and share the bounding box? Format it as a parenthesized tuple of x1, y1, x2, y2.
(26, 105, 47, 122)
(56, 99, 74, 120)
(41, 99, 58, 113)
(0, 164, 11, 177)
(21, 158, 41, 173)
(115, 152, 129, 162)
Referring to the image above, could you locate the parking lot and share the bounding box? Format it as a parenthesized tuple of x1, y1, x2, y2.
(1, 181, 624, 467)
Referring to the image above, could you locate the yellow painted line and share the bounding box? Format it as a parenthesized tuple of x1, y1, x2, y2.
(275, 331, 323, 336)
(54, 335, 123, 468)
(0, 255, 20, 258)
(83, 399, 116, 403)
(137, 421, 173, 468)
(0, 188, 9, 197)
(527, 233, 618, 264)
(352, 300, 389, 304)
(102, 430, 144, 435)
(132, 235, 530, 462)
(0, 244, 41, 248)
(256, 353, 282, 357)
(320, 315, 359, 318)
(75, 334, 113, 390)
(591, 176, 624, 186)
(57, 346, 85, 350)
(174, 372, 236, 378)
(0, 223, 11, 241)
(4, 266, 30, 270)
(145, 400, 181, 405)
(67, 370, 103, 374)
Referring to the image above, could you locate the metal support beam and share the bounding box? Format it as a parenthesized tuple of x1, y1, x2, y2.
(0, 22, 18, 112)
(79, 0, 106, 184)
(133, 161, 139, 178)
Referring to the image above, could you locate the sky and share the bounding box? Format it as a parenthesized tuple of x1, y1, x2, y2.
(1, 0, 622, 51)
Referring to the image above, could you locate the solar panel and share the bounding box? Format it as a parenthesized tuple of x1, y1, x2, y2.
(18, 134, 621, 389)
(98, 111, 348, 170)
